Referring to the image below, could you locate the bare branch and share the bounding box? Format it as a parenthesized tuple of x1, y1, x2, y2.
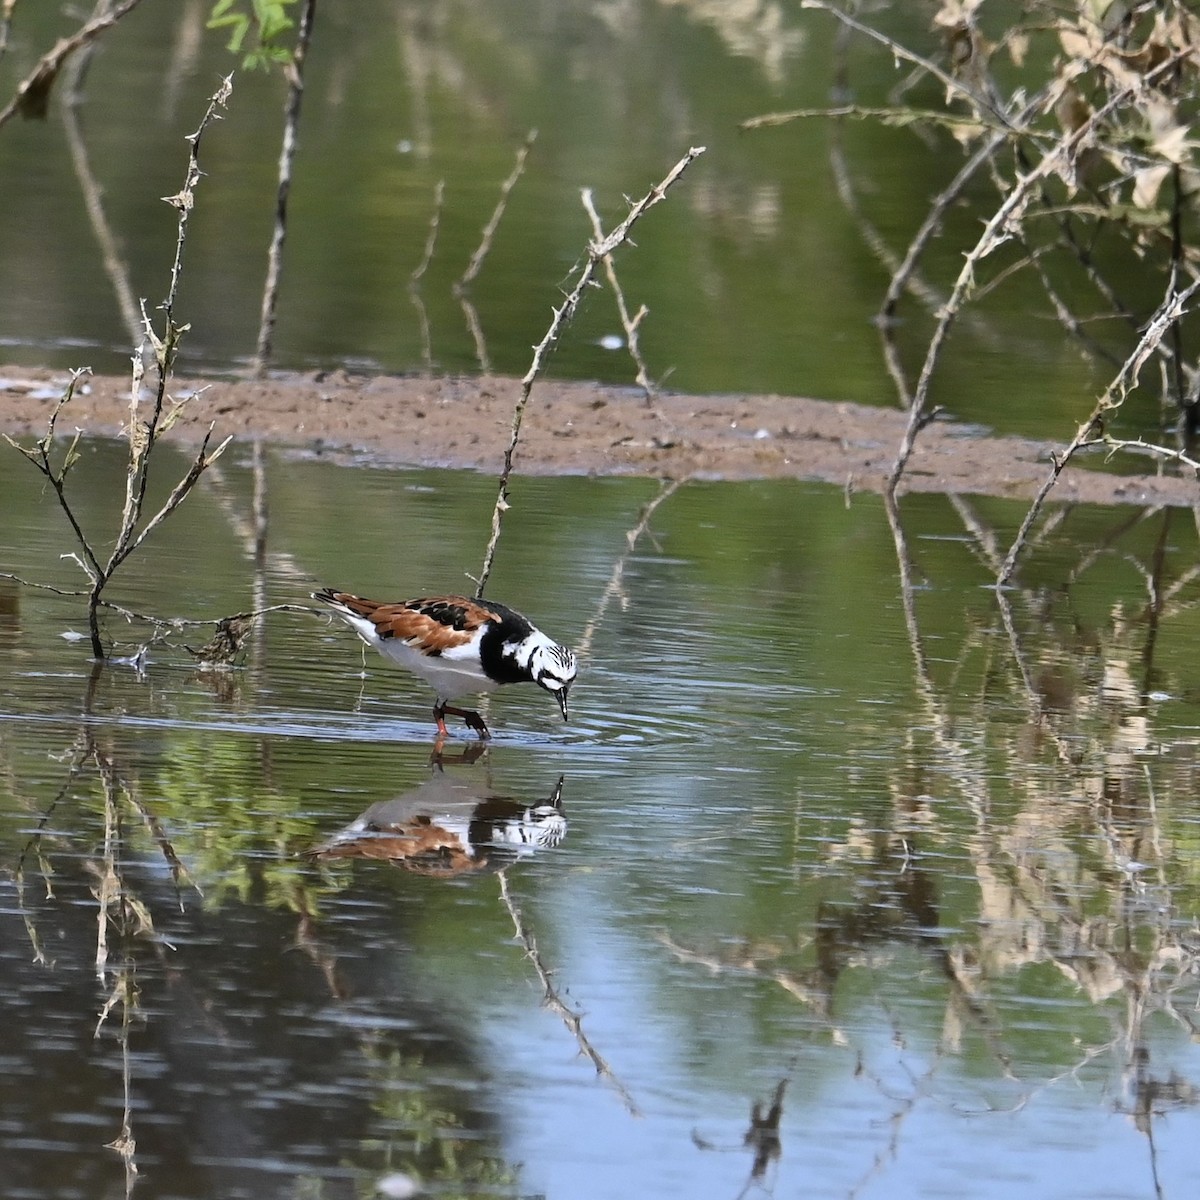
(117, 428, 234, 566)
(253, 0, 318, 377)
(0, 0, 145, 130)
(475, 145, 705, 596)
(800, 0, 1009, 125)
(998, 274, 1200, 586)
(581, 188, 659, 408)
(887, 58, 1182, 494)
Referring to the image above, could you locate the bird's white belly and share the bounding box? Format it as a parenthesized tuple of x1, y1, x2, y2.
(378, 636, 497, 701)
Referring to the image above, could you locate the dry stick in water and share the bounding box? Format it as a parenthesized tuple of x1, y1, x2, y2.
(5, 78, 234, 658)
(0, 0, 144, 128)
(580, 188, 661, 410)
(997, 274, 1200, 588)
(0, 571, 308, 646)
(474, 145, 706, 597)
(104, 77, 237, 651)
(253, 0, 318, 377)
(886, 61, 1181, 497)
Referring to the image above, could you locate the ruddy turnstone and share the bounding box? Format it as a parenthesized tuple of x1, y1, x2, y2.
(312, 588, 577, 738)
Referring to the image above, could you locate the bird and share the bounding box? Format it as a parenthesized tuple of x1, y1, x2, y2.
(311, 588, 577, 739)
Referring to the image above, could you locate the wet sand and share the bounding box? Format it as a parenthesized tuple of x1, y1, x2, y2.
(2, 365, 1196, 508)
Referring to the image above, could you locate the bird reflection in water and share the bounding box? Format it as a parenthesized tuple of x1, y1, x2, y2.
(310, 770, 566, 877)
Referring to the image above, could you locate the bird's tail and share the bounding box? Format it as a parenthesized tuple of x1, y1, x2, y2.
(312, 587, 377, 618)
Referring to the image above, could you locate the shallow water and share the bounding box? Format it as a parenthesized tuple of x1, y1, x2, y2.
(0, 0, 1121, 437)
(2, 443, 1200, 1198)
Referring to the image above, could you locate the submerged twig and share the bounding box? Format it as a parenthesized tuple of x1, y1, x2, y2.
(474, 145, 705, 597)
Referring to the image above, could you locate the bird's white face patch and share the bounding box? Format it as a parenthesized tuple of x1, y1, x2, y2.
(527, 639, 577, 693)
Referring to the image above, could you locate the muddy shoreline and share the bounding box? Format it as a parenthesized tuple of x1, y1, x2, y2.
(2, 366, 1197, 508)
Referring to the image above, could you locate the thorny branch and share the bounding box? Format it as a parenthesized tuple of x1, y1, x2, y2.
(801, 1, 1009, 126)
(999, 274, 1200, 586)
(4, 78, 234, 658)
(886, 84, 1121, 494)
(581, 188, 663, 412)
(474, 145, 705, 597)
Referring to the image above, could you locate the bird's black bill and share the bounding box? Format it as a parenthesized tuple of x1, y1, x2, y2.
(556, 690, 569, 721)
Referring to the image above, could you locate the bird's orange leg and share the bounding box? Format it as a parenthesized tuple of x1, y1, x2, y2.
(433, 701, 492, 740)
(432, 703, 451, 737)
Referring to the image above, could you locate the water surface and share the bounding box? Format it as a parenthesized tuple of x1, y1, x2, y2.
(0, 0, 1124, 436)
(3, 444, 1200, 1197)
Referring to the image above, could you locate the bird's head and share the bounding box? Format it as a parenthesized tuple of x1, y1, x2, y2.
(530, 641, 577, 720)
